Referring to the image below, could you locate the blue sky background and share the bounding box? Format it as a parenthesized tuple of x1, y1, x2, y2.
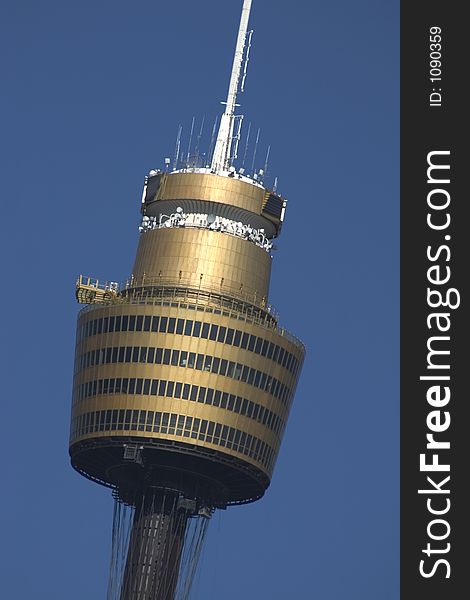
(0, 1, 398, 598)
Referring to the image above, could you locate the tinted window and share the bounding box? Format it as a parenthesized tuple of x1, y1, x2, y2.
(193, 321, 202, 337)
(167, 317, 176, 333)
(219, 359, 228, 376)
(233, 330, 241, 347)
(241, 365, 249, 382)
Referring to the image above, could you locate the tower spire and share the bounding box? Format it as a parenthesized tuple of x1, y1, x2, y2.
(211, 0, 252, 173)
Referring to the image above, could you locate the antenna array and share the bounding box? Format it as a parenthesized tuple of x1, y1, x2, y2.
(210, 0, 253, 174)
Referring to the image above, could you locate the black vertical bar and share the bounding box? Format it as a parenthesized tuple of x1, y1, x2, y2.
(401, 3, 468, 599)
(120, 492, 187, 600)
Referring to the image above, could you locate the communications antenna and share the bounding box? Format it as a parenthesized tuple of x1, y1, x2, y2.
(240, 30, 253, 92)
(263, 145, 271, 177)
(208, 116, 218, 166)
(186, 116, 195, 166)
(211, 0, 253, 173)
(173, 124, 182, 170)
(195, 115, 205, 162)
(241, 121, 252, 168)
(251, 127, 260, 173)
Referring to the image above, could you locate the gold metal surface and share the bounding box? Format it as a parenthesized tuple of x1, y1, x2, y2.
(71, 302, 303, 479)
(153, 172, 265, 214)
(132, 227, 271, 301)
(146, 172, 284, 234)
(70, 170, 304, 493)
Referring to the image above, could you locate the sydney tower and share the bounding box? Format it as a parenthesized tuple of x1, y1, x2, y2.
(70, 1, 304, 598)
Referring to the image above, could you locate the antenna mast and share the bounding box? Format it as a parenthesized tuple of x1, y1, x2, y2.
(211, 0, 253, 174)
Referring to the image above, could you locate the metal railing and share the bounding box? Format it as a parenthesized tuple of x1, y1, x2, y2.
(78, 284, 304, 352)
(123, 272, 272, 311)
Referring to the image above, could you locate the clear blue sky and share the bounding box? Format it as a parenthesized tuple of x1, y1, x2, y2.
(0, 1, 398, 598)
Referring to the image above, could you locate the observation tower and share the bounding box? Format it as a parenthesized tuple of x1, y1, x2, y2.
(70, 1, 304, 598)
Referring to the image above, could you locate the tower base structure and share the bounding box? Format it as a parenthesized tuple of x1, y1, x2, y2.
(120, 491, 189, 600)
(108, 486, 211, 600)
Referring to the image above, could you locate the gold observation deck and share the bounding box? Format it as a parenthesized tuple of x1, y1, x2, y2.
(70, 169, 304, 505)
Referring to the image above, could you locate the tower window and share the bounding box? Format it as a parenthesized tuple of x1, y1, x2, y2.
(167, 317, 176, 333)
(159, 317, 168, 333)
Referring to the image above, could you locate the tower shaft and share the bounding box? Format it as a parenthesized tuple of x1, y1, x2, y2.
(120, 492, 188, 600)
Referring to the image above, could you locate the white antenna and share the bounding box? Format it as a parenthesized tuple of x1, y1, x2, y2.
(186, 116, 195, 165)
(211, 0, 253, 174)
(173, 124, 182, 170)
(242, 121, 251, 168)
(240, 29, 253, 92)
(251, 127, 260, 173)
(208, 115, 218, 167)
(263, 144, 271, 176)
(195, 115, 205, 162)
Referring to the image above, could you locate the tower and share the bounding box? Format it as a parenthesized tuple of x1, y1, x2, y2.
(70, 1, 304, 598)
